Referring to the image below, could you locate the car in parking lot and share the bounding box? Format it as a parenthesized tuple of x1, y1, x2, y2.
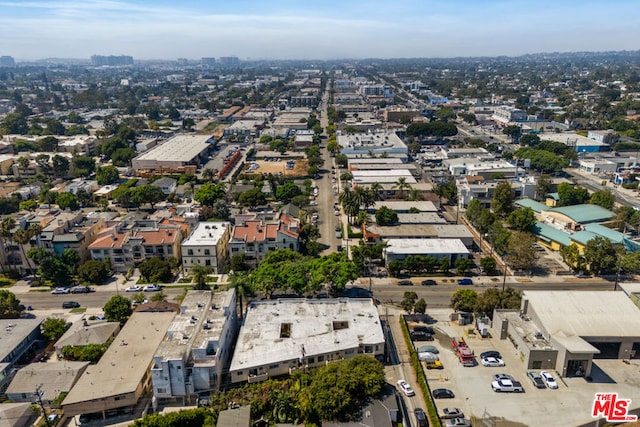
(445, 419, 471, 427)
(432, 388, 455, 399)
(51, 287, 70, 294)
(457, 278, 473, 285)
(410, 331, 434, 341)
(493, 373, 513, 382)
(416, 345, 439, 354)
(397, 280, 413, 286)
(62, 301, 80, 309)
(442, 408, 464, 419)
(421, 279, 437, 286)
(527, 370, 546, 389)
(480, 350, 501, 359)
(125, 285, 143, 292)
(143, 284, 161, 292)
(541, 371, 558, 389)
(481, 357, 505, 367)
(414, 325, 435, 334)
(397, 379, 415, 397)
(414, 408, 428, 427)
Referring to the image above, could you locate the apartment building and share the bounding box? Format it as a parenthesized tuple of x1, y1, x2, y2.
(181, 222, 231, 274)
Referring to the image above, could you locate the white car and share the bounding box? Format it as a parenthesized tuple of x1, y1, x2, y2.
(143, 284, 161, 292)
(540, 371, 558, 389)
(481, 357, 505, 367)
(51, 287, 70, 294)
(397, 379, 415, 397)
(125, 285, 143, 293)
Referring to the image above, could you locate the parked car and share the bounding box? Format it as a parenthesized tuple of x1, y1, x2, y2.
(397, 280, 413, 286)
(421, 279, 437, 286)
(480, 350, 501, 359)
(71, 286, 92, 294)
(51, 287, 70, 294)
(397, 379, 415, 397)
(62, 301, 80, 309)
(541, 371, 558, 389)
(432, 388, 455, 399)
(445, 419, 471, 427)
(411, 331, 434, 341)
(125, 285, 143, 292)
(442, 408, 464, 419)
(457, 278, 473, 285)
(527, 370, 546, 389)
(414, 408, 428, 427)
(143, 284, 161, 292)
(414, 325, 434, 334)
(493, 373, 513, 382)
(481, 357, 505, 367)
(416, 345, 439, 354)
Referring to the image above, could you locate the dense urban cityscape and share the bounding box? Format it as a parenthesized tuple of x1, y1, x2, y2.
(1, 47, 640, 427)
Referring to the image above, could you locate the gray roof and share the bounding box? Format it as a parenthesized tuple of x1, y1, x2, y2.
(217, 406, 251, 427)
(55, 321, 120, 351)
(0, 320, 42, 363)
(6, 361, 89, 402)
(524, 291, 640, 338)
(62, 311, 175, 407)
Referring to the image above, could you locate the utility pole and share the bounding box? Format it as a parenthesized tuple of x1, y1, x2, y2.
(35, 385, 51, 427)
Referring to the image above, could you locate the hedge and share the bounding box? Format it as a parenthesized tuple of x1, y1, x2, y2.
(399, 316, 442, 427)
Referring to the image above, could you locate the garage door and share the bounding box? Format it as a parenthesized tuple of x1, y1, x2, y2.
(589, 341, 621, 359)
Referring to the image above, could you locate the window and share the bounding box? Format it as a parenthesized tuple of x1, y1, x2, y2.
(187, 249, 194, 256)
(156, 388, 166, 394)
(237, 371, 243, 376)
(308, 357, 315, 364)
(269, 363, 279, 369)
(345, 349, 354, 355)
(205, 260, 211, 266)
(318, 355, 325, 362)
(280, 323, 292, 338)
(204, 249, 210, 255)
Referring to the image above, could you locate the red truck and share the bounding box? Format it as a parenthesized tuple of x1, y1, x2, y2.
(452, 337, 475, 367)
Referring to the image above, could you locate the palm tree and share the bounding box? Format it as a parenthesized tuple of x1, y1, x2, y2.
(339, 187, 358, 223)
(369, 183, 384, 201)
(408, 188, 423, 201)
(0, 218, 16, 274)
(229, 271, 252, 320)
(12, 228, 30, 277)
(393, 177, 412, 200)
(189, 265, 211, 290)
(202, 168, 215, 182)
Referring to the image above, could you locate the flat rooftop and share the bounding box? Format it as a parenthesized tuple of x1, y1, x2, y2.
(62, 311, 175, 406)
(524, 291, 640, 338)
(386, 238, 469, 255)
(134, 134, 213, 163)
(372, 201, 438, 212)
(182, 222, 230, 247)
(0, 319, 42, 362)
(229, 299, 384, 372)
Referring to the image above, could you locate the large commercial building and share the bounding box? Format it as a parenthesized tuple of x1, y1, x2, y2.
(181, 222, 231, 274)
(493, 291, 640, 378)
(151, 290, 237, 404)
(337, 130, 407, 160)
(132, 134, 214, 174)
(229, 299, 385, 384)
(384, 238, 470, 266)
(62, 312, 176, 420)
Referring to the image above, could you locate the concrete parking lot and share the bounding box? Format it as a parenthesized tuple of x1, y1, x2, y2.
(408, 309, 640, 427)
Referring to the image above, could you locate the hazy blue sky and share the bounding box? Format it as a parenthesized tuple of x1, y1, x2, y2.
(1, 0, 639, 60)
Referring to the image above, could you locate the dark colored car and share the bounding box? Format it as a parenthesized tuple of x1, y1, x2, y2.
(62, 301, 80, 309)
(398, 280, 413, 286)
(480, 350, 501, 359)
(414, 325, 435, 334)
(411, 331, 434, 341)
(414, 408, 428, 427)
(432, 388, 455, 399)
(421, 279, 437, 286)
(458, 278, 473, 285)
(71, 286, 91, 294)
(527, 371, 546, 389)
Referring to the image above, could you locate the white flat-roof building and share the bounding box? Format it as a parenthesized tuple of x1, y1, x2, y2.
(351, 169, 417, 187)
(181, 222, 231, 274)
(370, 201, 439, 213)
(132, 134, 214, 171)
(384, 238, 470, 266)
(493, 291, 640, 378)
(337, 130, 407, 160)
(229, 298, 385, 384)
(151, 290, 237, 403)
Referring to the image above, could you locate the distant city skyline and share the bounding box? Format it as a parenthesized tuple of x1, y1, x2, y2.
(1, 0, 639, 61)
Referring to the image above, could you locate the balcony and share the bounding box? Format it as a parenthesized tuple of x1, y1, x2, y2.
(247, 372, 269, 383)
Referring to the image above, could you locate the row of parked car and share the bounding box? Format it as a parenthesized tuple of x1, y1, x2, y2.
(125, 284, 161, 292)
(51, 286, 95, 294)
(397, 278, 473, 286)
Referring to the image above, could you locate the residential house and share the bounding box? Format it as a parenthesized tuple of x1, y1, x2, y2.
(181, 222, 231, 274)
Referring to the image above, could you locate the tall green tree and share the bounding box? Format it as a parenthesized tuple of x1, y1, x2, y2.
(450, 289, 478, 312)
(103, 295, 132, 325)
(583, 236, 618, 275)
(491, 181, 514, 217)
(590, 189, 616, 210)
(507, 232, 538, 272)
(507, 207, 536, 231)
(0, 290, 23, 318)
(41, 318, 70, 341)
